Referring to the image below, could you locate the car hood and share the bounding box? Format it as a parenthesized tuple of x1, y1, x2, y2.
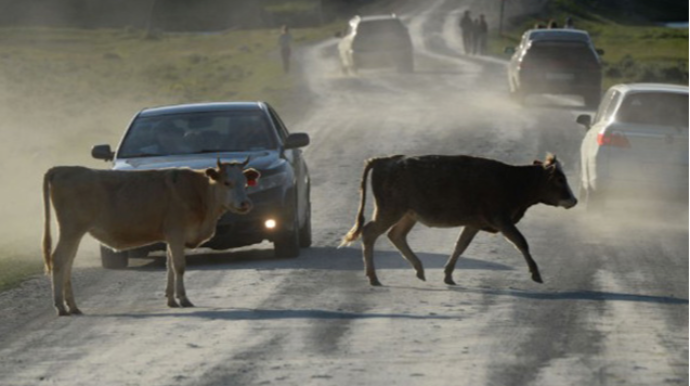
(111, 151, 283, 172)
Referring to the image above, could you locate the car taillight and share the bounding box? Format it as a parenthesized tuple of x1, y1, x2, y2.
(597, 131, 631, 148)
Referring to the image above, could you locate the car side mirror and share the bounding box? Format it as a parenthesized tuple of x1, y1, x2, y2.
(576, 114, 592, 130)
(92, 144, 114, 161)
(596, 48, 605, 55)
(284, 133, 310, 149)
(504, 46, 515, 55)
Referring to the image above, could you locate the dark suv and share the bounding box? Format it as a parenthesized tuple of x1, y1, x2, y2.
(337, 14, 414, 74)
(506, 29, 604, 107)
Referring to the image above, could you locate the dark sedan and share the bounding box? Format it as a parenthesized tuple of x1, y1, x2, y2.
(91, 101, 311, 268)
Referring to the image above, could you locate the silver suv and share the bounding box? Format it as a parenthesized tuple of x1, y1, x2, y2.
(336, 14, 414, 74)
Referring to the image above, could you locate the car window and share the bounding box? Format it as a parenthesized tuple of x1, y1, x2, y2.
(357, 20, 406, 37)
(616, 92, 689, 127)
(594, 89, 622, 124)
(524, 41, 598, 64)
(118, 111, 278, 158)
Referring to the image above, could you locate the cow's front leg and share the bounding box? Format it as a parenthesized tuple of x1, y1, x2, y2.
(168, 241, 194, 307)
(497, 221, 543, 283)
(165, 248, 179, 308)
(443, 226, 479, 285)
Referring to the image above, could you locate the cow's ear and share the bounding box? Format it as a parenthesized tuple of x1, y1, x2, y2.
(533, 160, 543, 166)
(206, 168, 220, 181)
(243, 168, 261, 187)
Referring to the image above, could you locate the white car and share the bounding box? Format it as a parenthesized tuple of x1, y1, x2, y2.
(575, 83, 688, 209)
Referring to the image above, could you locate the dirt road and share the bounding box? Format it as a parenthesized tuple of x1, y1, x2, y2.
(0, 1, 687, 385)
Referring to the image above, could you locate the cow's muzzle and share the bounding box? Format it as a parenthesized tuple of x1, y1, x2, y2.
(559, 198, 578, 209)
(228, 200, 253, 214)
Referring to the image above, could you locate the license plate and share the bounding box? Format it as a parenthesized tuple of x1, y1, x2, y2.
(546, 73, 574, 81)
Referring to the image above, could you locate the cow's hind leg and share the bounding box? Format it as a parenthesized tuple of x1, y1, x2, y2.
(497, 222, 543, 283)
(168, 240, 194, 308)
(51, 232, 83, 316)
(443, 227, 479, 285)
(387, 214, 425, 281)
(63, 235, 85, 315)
(361, 209, 404, 286)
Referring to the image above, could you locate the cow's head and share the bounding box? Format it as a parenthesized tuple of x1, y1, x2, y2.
(206, 158, 261, 215)
(534, 154, 578, 209)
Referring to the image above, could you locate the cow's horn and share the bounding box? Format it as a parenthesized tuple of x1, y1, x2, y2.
(241, 156, 250, 167)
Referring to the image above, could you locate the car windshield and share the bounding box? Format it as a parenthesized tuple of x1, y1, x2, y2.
(525, 42, 598, 65)
(357, 19, 406, 36)
(616, 92, 689, 127)
(118, 111, 277, 158)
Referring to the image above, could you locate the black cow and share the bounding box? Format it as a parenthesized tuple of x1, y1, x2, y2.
(340, 154, 577, 286)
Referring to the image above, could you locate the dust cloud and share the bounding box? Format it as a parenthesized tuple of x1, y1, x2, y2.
(0, 63, 156, 261)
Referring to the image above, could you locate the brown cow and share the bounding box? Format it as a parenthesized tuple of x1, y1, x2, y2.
(340, 154, 577, 286)
(42, 159, 260, 316)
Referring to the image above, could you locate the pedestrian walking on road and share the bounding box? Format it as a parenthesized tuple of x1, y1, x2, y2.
(459, 10, 474, 55)
(279, 25, 292, 74)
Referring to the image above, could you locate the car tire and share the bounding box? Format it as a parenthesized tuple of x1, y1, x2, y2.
(274, 214, 300, 258)
(299, 201, 312, 248)
(128, 248, 149, 259)
(100, 245, 129, 269)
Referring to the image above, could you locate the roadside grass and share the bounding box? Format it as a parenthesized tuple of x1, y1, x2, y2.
(0, 24, 336, 292)
(489, 3, 688, 89)
(0, 248, 42, 292)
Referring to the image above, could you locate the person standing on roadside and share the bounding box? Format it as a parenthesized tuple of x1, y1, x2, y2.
(278, 25, 292, 74)
(459, 10, 474, 55)
(564, 16, 575, 29)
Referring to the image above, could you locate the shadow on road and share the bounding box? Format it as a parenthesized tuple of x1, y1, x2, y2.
(130, 245, 514, 273)
(104, 307, 465, 321)
(447, 286, 689, 305)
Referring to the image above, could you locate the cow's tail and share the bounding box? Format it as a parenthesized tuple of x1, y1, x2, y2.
(42, 168, 54, 274)
(339, 158, 378, 247)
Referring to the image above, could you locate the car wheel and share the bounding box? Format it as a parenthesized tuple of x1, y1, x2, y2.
(100, 245, 129, 269)
(274, 214, 300, 258)
(299, 200, 312, 248)
(128, 248, 149, 259)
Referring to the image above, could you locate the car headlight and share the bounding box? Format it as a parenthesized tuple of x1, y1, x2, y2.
(249, 171, 288, 193)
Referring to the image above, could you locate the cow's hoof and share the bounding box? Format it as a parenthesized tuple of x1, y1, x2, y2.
(416, 270, 426, 282)
(69, 308, 83, 315)
(531, 272, 543, 284)
(56, 308, 70, 317)
(444, 277, 456, 286)
(167, 299, 180, 308)
(179, 298, 194, 308)
(369, 278, 382, 286)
